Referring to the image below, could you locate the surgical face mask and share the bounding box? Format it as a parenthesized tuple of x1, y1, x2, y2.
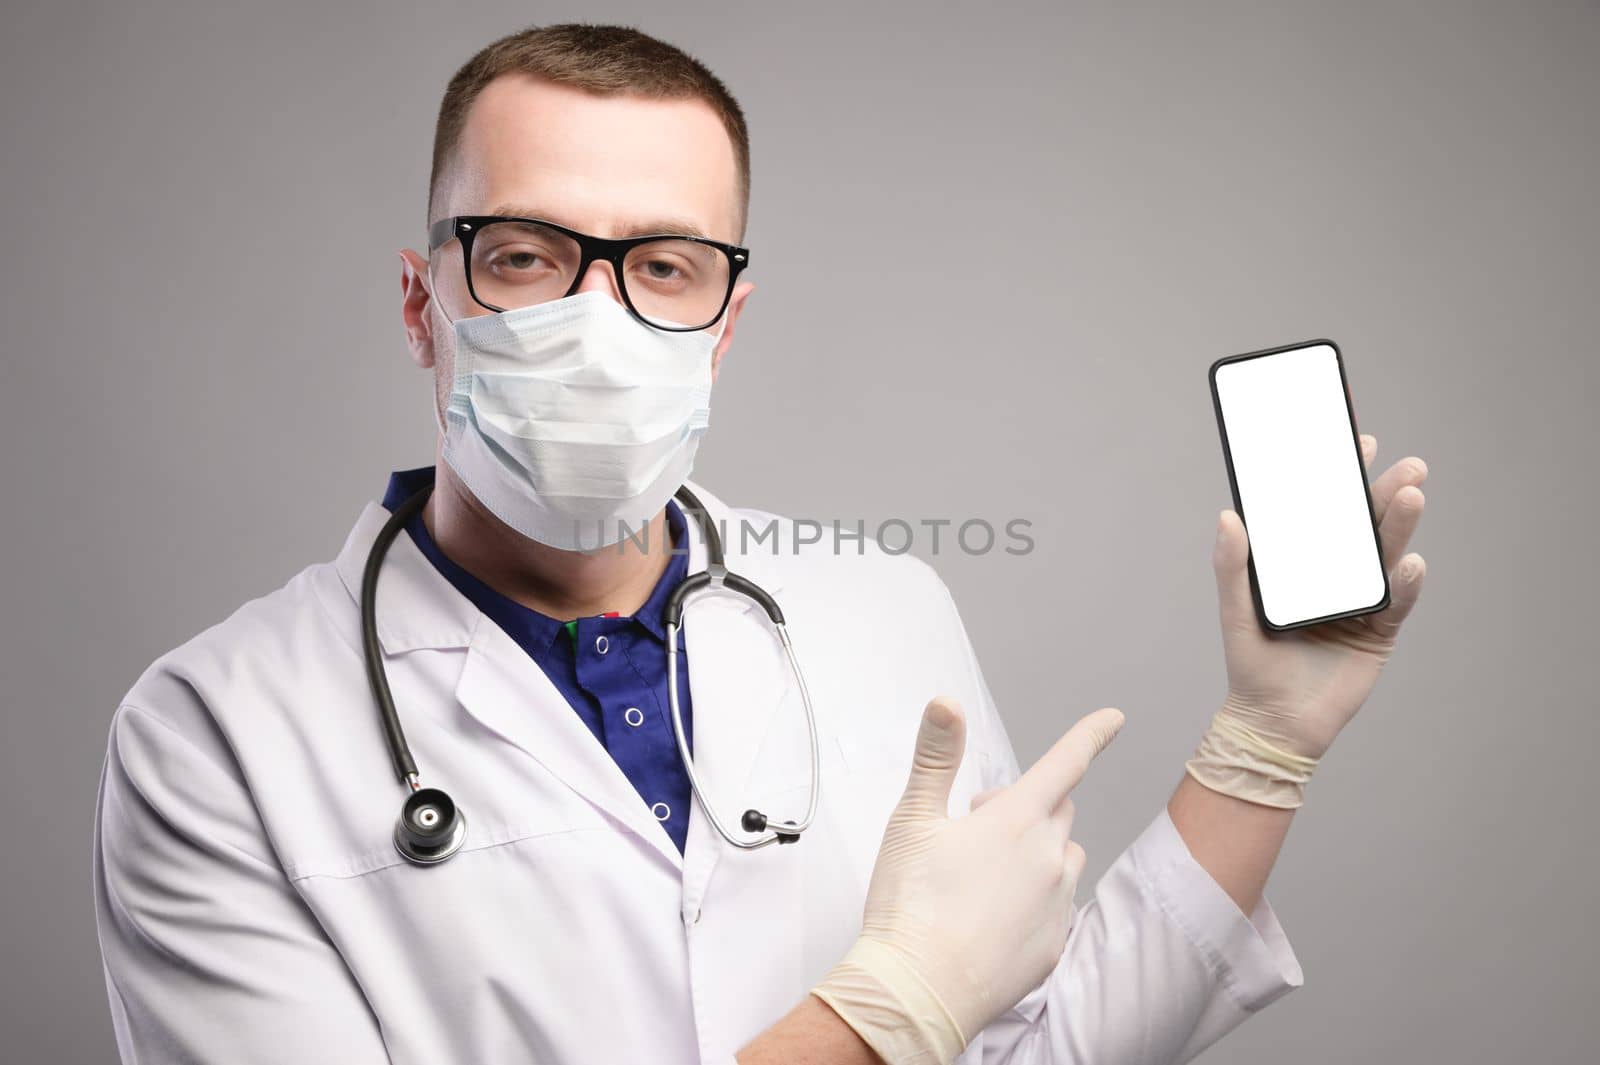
(435, 289, 724, 551)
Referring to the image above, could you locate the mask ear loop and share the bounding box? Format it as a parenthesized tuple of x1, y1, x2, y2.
(709, 307, 731, 344)
(425, 255, 457, 439)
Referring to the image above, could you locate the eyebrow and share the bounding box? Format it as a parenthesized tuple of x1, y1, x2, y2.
(486, 203, 712, 240)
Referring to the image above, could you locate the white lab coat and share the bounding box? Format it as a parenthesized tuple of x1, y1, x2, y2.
(92, 479, 1303, 1064)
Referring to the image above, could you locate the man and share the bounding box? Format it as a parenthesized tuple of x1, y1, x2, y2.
(92, 21, 1430, 1065)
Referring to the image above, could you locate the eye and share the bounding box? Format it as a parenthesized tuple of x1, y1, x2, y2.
(631, 253, 700, 288)
(644, 259, 681, 281)
(486, 246, 552, 274)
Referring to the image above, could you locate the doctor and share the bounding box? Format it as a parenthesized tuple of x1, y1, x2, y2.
(92, 21, 1431, 1065)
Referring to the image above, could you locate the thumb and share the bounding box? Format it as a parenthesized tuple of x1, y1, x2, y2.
(897, 696, 968, 818)
(1213, 509, 1255, 635)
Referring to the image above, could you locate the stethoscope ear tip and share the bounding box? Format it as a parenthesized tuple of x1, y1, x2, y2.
(394, 787, 468, 865)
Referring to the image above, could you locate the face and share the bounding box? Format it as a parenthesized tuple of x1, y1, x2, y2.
(399, 73, 754, 427)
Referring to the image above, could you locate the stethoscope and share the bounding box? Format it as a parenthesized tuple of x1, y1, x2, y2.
(362, 481, 821, 866)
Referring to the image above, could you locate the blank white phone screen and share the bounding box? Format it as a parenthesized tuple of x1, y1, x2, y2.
(1212, 343, 1386, 627)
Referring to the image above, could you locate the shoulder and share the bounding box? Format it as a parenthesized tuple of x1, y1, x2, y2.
(97, 560, 357, 882)
(709, 494, 1013, 790)
(717, 498, 958, 614)
(707, 496, 983, 682)
(109, 559, 354, 774)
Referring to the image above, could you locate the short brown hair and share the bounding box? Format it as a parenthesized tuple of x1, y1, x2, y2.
(428, 22, 751, 241)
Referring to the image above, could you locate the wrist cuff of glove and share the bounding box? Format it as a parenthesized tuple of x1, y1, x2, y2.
(1185, 709, 1319, 809)
(810, 935, 969, 1065)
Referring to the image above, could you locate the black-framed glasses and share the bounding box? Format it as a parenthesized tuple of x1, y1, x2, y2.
(427, 215, 750, 333)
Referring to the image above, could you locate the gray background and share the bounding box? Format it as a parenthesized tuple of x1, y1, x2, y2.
(3, 1, 1595, 1060)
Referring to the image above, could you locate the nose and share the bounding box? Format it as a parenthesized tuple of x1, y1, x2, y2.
(572, 258, 625, 304)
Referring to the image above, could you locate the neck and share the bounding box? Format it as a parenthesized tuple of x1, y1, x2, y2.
(423, 457, 673, 622)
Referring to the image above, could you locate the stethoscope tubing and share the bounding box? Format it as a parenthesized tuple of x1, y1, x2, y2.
(361, 484, 431, 788)
(665, 617, 820, 849)
(361, 479, 820, 865)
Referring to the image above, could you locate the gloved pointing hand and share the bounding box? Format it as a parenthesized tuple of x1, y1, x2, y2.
(811, 696, 1125, 1065)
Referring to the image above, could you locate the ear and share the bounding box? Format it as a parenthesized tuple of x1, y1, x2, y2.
(399, 248, 437, 370)
(710, 279, 755, 383)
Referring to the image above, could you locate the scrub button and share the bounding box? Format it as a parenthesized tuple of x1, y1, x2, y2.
(595, 634, 609, 655)
(651, 801, 671, 821)
(624, 706, 645, 727)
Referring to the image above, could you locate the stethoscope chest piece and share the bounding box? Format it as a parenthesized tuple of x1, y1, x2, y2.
(394, 787, 467, 865)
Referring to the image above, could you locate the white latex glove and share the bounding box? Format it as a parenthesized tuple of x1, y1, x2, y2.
(1188, 435, 1430, 807)
(811, 696, 1125, 1065)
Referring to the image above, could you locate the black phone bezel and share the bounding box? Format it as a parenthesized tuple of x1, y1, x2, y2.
(1207, 338, 1392, 632)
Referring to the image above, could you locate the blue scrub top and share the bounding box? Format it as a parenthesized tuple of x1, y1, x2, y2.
(381, 466, 696, 855)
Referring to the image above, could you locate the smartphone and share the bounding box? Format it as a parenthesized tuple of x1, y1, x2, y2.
(1208, 339, 1390, 631)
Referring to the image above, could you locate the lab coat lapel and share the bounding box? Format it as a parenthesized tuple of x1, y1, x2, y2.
(335, 497, 686, 874)
(452, 618, 687, 874)
(681, 597, 795, 818)
(336, 485, 798, 891)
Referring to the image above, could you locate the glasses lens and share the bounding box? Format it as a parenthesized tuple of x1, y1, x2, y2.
(622, 239, 731, 330)
(465, 220, 583, 312)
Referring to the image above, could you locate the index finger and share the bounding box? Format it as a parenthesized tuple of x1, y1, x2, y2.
(1005, 707, 1126, 817)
